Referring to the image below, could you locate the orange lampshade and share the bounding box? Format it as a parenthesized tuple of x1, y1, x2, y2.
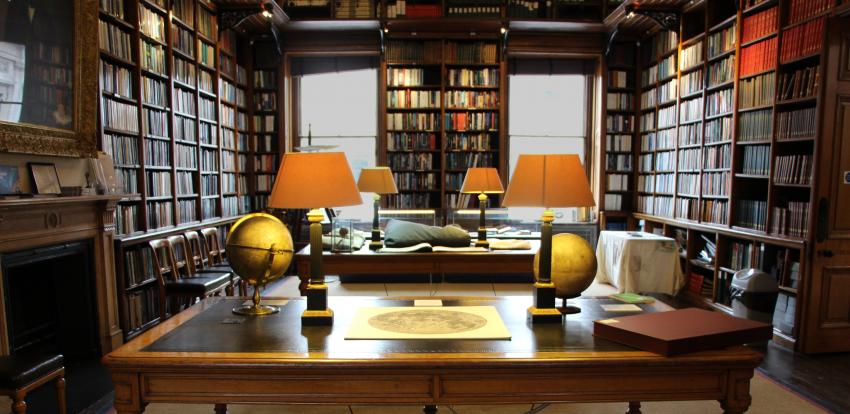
(357, 167, 398, 194)
(460, 167, 504, 194)
(268, 152, 362, 209)
(502, 154, 595, 208)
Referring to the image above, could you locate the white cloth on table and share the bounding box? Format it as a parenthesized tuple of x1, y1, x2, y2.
(594, 231, 684, 295)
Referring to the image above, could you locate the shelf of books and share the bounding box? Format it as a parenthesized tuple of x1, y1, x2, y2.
(630, 0, 827, 348)
(98, 0, 244, 341)
(252, 66, 279, 210)
(601, 40, 636, 231)
(235, 63, 252, 214)
(382, 38, 502, 211)
(217, 29, 244, 218)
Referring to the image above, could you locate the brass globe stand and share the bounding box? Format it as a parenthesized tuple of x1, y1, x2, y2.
(233, 259, 279, 316)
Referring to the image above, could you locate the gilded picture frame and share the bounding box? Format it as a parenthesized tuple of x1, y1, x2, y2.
(0, 0, 98, 158)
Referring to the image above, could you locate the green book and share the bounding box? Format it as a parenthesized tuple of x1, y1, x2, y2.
(609, 293, 655, 304)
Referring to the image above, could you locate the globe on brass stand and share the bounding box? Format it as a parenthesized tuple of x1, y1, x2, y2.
(533, 233, 598, 314)
(226, 213, 294, 316)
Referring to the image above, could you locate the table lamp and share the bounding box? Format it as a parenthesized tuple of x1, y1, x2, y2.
(460, 167, 504, 248)
(268, 152, 361, 325)
(357, 167, 398, 250)
(502, 154, 595, 323)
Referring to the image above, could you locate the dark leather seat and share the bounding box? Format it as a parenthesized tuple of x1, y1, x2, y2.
(164, 272, 231, 296)
(0, 354, 63, 389)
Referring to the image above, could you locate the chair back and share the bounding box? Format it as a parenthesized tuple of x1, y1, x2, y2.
(167, 235, 196, 277)
(183, 231, 208, 270)
(148, 239, 180, 285)
(200, 227, 225, 265)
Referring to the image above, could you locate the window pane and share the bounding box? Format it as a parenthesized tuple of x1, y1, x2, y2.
(508, 74, 585, 137)
(299, 68, 377, 137)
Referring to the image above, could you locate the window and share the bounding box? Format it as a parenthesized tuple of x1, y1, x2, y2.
(294, 56, 378, 219)
(508, 59, 593, 222)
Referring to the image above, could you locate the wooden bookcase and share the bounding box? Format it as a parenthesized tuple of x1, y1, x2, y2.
(97, 0, 250, 340)
(381, 37, 504, 212)
(606, 0, 832, 348)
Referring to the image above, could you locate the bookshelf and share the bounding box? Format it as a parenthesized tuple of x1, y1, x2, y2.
(97, 0, 248, 340)
(618, 0, 830, 348)
(251, 51, 281, 210)
(382, 38, 503, 211)
(600, 40, 636, 230)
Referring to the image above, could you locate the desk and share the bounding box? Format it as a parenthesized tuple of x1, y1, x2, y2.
(595, 231, 684, 295)
(104, 296, 761, 414)
(295, 242, 539, 295)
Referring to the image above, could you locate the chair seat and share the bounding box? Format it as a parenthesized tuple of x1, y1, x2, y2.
(165, 273, 231, 296)
(0, 354, 63, 389)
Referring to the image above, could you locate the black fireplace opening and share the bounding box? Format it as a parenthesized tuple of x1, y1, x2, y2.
(2, 240, 100, 362)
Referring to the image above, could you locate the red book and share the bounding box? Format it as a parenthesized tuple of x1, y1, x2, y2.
(593, 308, 774, 356)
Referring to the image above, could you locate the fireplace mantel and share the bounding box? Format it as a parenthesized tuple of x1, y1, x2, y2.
(0, 195, 125, 354)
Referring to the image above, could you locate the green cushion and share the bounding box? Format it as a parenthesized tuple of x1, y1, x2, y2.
(384, 219, 471, 248)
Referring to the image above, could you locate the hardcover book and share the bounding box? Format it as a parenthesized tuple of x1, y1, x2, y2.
(593, 308, 773, 356)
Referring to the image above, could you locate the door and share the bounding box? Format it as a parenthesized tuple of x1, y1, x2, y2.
(803, 17, 850, 353)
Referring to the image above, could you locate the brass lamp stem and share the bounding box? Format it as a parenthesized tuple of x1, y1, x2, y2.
(303, 208, 333, 325)
(528, 209, 562, 323)
(475, 193, 489, 248)
(369, 193, 383, 250)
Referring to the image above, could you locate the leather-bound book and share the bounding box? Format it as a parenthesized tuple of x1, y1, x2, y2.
(593, 308, 773, 356)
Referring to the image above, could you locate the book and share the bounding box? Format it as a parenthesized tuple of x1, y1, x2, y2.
(593, 308, 773, 356)
(378, 243, 487, 253)
(609, 293, 655, 304)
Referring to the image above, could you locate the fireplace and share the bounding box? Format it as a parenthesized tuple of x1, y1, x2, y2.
(0, 195, 124, 356)
(2, 241, 100, 361)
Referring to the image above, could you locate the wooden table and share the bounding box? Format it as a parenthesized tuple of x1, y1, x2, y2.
(294, 242, 539, 295)
(104, 296, 762, 414)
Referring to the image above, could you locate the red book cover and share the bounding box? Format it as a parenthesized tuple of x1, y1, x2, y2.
(593, 308, 774, 356)
(687, 273, 704, 295)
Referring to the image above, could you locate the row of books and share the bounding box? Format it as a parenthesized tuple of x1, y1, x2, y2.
(777, 107, 816, 140)
(740, 145, 771, 176)
(677, 173, 698, 195)
(654, 150, 675, 171)
(386, 193, 435, 209)
(447, 5, 501, 17)
(608, 70, 630, 89)
(197, 41, 215, 67)
(142, 77, 168, 107)
(172, 0, 194, 26)
(146, 171, 172, 196)
(774, 154, 813, 185)
(222, 196, 239, 217)
(607, 92, 632, 111)
(144, 139, 171, 167)
(445, 90, 501, 108)
(120, 169, 138, 193)
(201, 175, 219, 196)
(196, 7, 214, 38)
(688, 272, 715, 298)
(179, 199, 197, 222)
(175, 116, 196, 142)
(740, 37, 777, 76)
(642, 30, 678, 62)
(104, 134, 139, 166)
(777, 64, 819, 101)
(678, 148, 700, 171)
(637, 174, 654, 191)
(177, 171, 193, 194)
(99, 21, 132, 60)
(640, 88, 656, 109)
(387, 132, 438, 151)
(641, 64, 657, 88)
(677, 197, 698, 220)
(658, 55, 676, 81)
(254, 115, 276, 132)
(742, 7, 777, 44)
(606, 154, 632, 172)
(680, 98, 702, 123)
(200, 149, 218, 171)
(387, 113, 440, 130)
(385, 40, 442, 64)
(654, 174, 675, 194)
(787, 0, 831, 25)
(335, 0, 374, 18)
(387, 2, 442, 18)
(680, 41, 703, 71)
(680, 69, 702, 97)
(729, 241, 754, 270)
(654, 195, 674, 217)
(606, 174, 629, 191)
(642, 129, 676, 151)
(780, 18, 824, 63)
(140, 40, 166, 75)
(173, 26, 194, 56)
(447, 68, 499, 87)
(446, 152, 497, 169)
(174, 88, 196, 115)
(446, 133, 495, 151)
(199, 97, 217, 120)
(387, 68, 428, 87)
(199, 71, 214, 95)
(738, 199, 768, 232)
(772, 202, 809, 238)
(607, 114, 632, 133)
(640, 112, 655, 132)
(176, 145, 198, 169)
(103, 98, 139, 133)
(393, 172, 438, 190)
(444, 112, 497, 130)
(254, 154, 277, 172)
(445, 42, 498, 64)
(704, 144, 731, 169)
(679, 123, 701, 146)
(606, 134, 631, 152)
(706, 116, 733, 143)
(604, 194, 624, 210)
(115, 204, 139, 235)
(101, 61, 133, 98)
(139, 5, 165, 42)
(388, 153, 434, 170)
(255, 174, 274, 192)
(148, 200, 174, 229)
(658, 78, 677, 104)
(101, 0, 125, 19)
(702, 171, 729, 196)
(739, 72, 775, 109)
(738, 109, 772, 142)
(657, 106, 677, 129)
(708, 24, 736, 58)
(708, 55, 735, 87)
(705, 88, 734, 116)
(174, 57, 196, 86)
(703, 199, 728, 224)
(388, 90, 441, 109)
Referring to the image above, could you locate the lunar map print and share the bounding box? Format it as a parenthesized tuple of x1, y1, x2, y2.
(367, 309, 488, 334)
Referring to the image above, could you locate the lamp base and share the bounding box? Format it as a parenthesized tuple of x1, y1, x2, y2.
(474, 239, 489, 248)
(557, 305, 582, 315)
(369, 240, 384, 250)
(233, 304, 280, 316)
(527, 306, 564, 323)
(302, 309, 334, 325)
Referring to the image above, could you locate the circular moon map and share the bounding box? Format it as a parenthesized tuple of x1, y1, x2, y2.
(367, 309, 488, 335)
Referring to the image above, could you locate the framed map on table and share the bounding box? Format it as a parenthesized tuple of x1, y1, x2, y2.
(345, 306, 511, 340)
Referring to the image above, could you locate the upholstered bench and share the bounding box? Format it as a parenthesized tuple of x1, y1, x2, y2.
(0, 353, 65, 414)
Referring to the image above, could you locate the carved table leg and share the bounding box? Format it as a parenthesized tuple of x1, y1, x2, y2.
(626, 401, 642, 414)
(719, 369, 754, 414)
(214, 403, 228, 414)
(111, 372, 146, 413)
(423, 405, 438, 414)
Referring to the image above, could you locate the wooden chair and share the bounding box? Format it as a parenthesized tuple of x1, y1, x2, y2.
(0, 353, 65, 414)
(148, 238, 231, 320)
(199, 227, 228, 266)
(184, 231, 246, 296)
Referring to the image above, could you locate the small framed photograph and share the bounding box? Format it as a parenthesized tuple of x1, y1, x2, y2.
(28, 163, 61, 195)
(0, 164, 22, 195)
